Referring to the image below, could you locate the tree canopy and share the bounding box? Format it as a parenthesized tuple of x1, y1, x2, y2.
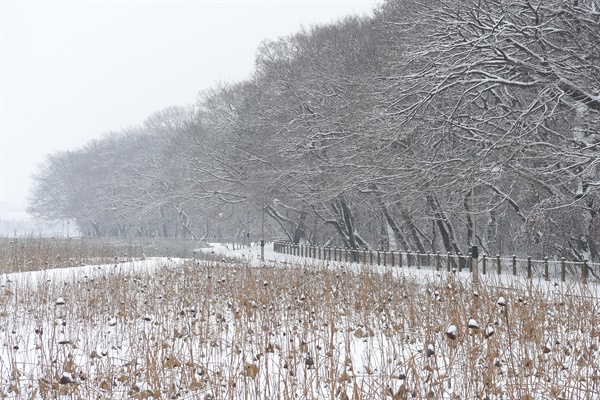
(28, 0, 600, 261)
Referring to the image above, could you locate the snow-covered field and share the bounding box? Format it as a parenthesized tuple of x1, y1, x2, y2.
(0, 242, 598, 399)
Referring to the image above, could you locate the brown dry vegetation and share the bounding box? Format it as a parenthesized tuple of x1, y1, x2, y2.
(0, 236, 196, 274)
(0, 240, 598, 399)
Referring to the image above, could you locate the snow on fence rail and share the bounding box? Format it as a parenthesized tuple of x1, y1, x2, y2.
(273, 241, 600, 284)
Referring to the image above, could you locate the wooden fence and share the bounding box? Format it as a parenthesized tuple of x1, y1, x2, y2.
(273, 241, 599, 284)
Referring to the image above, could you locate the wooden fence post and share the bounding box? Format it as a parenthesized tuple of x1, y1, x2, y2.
(482, 254, 486, 275)
(512, 255, 517, 276)
(399, 251, 403, 268)
(391, 251, 395, 267)
(407, 251, 411, 268)
(468, 252, 473, 273)
(472, 255, 479, 285)
(447, 252, 451, 272)
(583, 259, 588, 284)
(496, 254, 501, 275)
(561, 257, 566, 282)
(527, 257, 532, 279)
(544, 257, 549, 281)
(436, 252, 441, 271)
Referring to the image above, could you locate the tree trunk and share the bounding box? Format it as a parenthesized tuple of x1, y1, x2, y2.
(426, 194, 462, 255)
(380, 202, 410, 251)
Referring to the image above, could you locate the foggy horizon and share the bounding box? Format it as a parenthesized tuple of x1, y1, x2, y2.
(1, 1, 379, 217)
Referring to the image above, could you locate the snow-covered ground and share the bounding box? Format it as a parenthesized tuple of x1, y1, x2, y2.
(0, 243, 597, 399)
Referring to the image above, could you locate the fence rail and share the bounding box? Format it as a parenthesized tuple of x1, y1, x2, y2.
(273, 241, 600, 284)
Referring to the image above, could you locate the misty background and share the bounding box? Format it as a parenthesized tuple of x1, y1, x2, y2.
(1, 1, 379, 233)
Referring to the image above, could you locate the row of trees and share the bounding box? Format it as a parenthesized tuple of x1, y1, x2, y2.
(29, 0, 600, 261)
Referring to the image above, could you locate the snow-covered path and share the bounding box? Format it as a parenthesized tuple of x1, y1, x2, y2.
(207, 241, 600, 299)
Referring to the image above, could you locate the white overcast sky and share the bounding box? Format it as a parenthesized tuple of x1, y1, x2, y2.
(1, 0, 379, 215)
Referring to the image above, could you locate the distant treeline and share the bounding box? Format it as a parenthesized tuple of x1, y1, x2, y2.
(28, 0, 600, 261)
